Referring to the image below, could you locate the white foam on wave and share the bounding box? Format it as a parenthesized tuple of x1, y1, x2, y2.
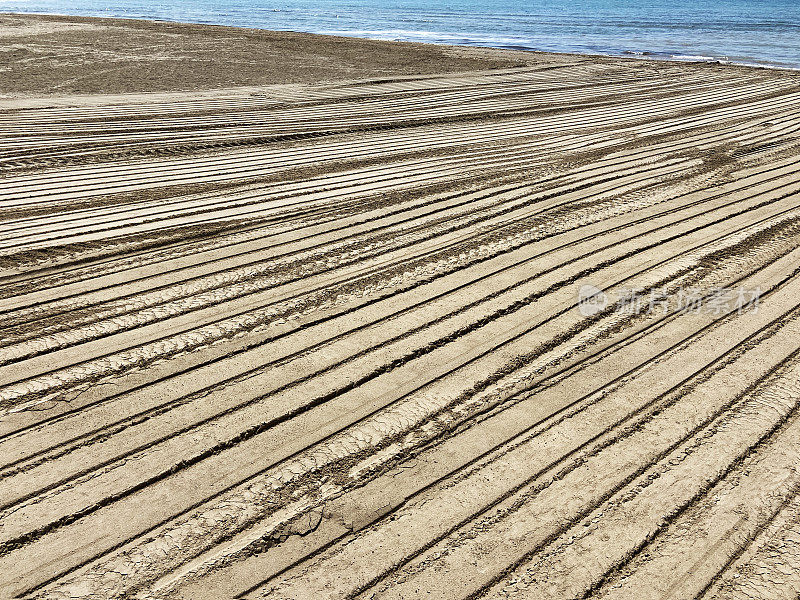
(671, 54, 722, 62)
(316, 28, 533, 47)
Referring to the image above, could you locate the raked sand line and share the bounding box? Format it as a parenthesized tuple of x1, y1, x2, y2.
(1, 39, 800, 600)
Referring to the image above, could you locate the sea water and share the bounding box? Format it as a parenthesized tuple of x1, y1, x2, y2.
(2, 0, 799, 68)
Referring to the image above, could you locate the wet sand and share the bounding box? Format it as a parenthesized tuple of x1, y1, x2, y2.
(0, 13, 551, 97)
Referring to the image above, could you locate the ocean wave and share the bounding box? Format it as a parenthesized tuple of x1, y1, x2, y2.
(316, 28, 533, 47)
(670, 54, 722, 62)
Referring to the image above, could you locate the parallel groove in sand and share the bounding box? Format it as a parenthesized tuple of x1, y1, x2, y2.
(1, 55, 799, 600)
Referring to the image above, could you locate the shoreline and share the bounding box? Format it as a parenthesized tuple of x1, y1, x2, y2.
(4, 10, 798, 73)
(12, 10, 800, 71)
(0, 12, 797, 100)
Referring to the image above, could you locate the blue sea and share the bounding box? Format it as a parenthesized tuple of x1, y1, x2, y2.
(2, 0, 799, 69)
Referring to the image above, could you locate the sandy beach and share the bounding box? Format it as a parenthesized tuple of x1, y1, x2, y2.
(2, 13, 800, 600)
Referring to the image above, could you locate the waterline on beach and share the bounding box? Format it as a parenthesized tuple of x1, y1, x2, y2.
(1, 0, 799, 69)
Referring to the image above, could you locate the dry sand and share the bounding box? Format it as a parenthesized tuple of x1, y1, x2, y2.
(1, 13, 800, 600)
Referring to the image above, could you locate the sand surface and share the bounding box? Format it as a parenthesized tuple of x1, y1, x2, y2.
(2, 13, 800, 600)
(0, 13, 546, 97)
